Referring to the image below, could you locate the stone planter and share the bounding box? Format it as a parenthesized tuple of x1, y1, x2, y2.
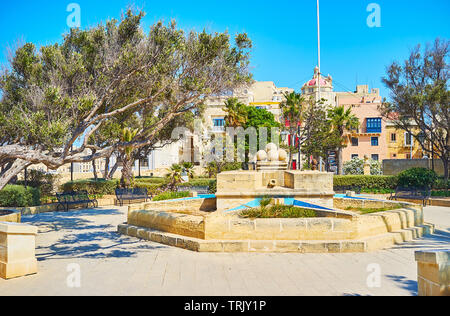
(0, 222, 38, 279)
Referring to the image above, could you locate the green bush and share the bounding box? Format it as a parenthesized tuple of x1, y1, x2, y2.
(134, 182, 165, 195)
(343, 158, 382, 175)
(434, 178, 449, 190)
(0, 185, 41, 207)
(16, 169, 59, 197)
(135, 177, 167, 185)
(153, 191, 190, 201)
(397, 168, 437, 188)
(334, 175, 397, 190)
(62, 179, 119, 195)
(208, 180, 217, 194)
(176, 178, 215, 187)
(431, 190, 450, 197)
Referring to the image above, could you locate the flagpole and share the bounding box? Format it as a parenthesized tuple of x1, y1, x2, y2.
(317, 0, 321, 103)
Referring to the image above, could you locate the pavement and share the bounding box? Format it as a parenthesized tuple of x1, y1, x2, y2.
(0, 205, 449, 296)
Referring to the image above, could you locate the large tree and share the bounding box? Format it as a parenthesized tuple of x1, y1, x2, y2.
(379, 38, 449, 180)
(0, 9, 252, 190)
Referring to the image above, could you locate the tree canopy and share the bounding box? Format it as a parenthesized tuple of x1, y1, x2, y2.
(0, 9, 252, 189)
(379, 38, 449, 180)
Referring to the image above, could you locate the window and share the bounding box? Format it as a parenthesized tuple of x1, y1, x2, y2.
(351, 154, 359, 160)
(404, 132, 413, 146)
(392, 154, 397, 158)
(213, 118, 225, 127)
(390, 133, 397, 142)
(371, 137, 379, 146)
(351, 137, 359, 146)
(371, 154, 379, 161)
(366, 118, 382, 133)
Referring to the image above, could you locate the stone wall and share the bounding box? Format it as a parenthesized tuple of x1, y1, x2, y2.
(382, 159, 447, 176)
(415, 251, 449, 296)
(0, 210, 21, 223)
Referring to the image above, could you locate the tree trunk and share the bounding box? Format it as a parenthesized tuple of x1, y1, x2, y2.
(120, 156, 134, 188)
(107, 160, 120, 180)
(103, 157, 110, 179)
(0, 159, 30, 191)
(92, 159, 98, 181)
(443, 158, 449, 182)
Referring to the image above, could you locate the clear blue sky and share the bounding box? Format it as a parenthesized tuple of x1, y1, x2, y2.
(0, 0, 449, 99)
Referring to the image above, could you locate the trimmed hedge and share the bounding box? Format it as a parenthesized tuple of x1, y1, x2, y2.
(334, 175, 397, 190)
(0, 185, 41, 207)
(62, 179, 119, 195)
(153, 191, 190, 201)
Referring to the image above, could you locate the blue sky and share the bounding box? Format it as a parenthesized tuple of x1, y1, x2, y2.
(0, 0, 449, 99)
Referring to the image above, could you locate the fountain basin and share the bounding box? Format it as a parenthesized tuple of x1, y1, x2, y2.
(0, 209, 21, 223)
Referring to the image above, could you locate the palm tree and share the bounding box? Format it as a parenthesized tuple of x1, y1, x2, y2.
(166, 164, 183, 191)
(223, 98, 247, 128)
(280, 92, 304, 169)
(181, 162, 195, 179)
(328, 106, 360, 175)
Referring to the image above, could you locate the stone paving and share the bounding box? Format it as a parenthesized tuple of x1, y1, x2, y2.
(0, 205, 448, 296)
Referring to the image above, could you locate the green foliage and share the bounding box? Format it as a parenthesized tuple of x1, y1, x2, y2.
(0, 8, 253, 190)
(343, 158, 382, 176)
(434, 178, 450, 190)
(397, 168, 438, 188)
(431, 190, 450, 197)
(0, 185, 40, 207)
(62, 179, 119, 195)
(334, 175, 397, 190)
(152, 191, 190, 202)
(16, 169, 59, 196)
(176, 178, 215, 187)
(205, 161, 242, 178)
(240, 205, 317, 219)
(208, 180, 217, 194)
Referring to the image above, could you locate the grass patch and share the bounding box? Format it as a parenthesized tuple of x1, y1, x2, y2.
(240, 205, 317, 219)
(345, 205, 403, 215)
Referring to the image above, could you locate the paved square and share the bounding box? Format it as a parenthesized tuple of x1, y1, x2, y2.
(0, 205, 448, 296)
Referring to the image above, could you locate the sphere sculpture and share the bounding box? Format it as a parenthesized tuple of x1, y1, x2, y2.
(256, 144, 288, 170)
(256, 150, 268, 162)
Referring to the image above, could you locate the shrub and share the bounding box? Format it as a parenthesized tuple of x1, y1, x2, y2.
(434, 178, 449, 190)
(62, 179, 119, 195)
(176, 178, 215, 187)
(240, 205, 317, 219)
(397, 168, 437, 188)
(0, 185, 41, 207)
(17, 169, 59, 197)
(152, 191, 190, 201)
(208, 180, 217, 194)
(343, 158, 382, 175)
(135, 182, 165, 195)
(334, 175, 397, 190)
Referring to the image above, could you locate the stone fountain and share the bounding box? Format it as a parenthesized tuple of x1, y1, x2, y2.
(215, 143, 335, 212)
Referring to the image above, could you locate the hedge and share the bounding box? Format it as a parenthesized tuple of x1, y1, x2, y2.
(0, 185, 41, 207)
(62, 179, 119, 195)
(333, 175, 398, 190)
(153, 191, 190, 201)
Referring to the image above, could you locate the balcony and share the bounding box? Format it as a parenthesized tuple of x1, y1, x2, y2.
(366, 118, 382, 133)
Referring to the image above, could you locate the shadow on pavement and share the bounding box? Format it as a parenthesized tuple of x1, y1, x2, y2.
(21, 208, 167, 261)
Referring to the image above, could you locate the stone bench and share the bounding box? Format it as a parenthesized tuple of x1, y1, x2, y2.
(0, 222, 38, 279)
(415, 250, 449, 296)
